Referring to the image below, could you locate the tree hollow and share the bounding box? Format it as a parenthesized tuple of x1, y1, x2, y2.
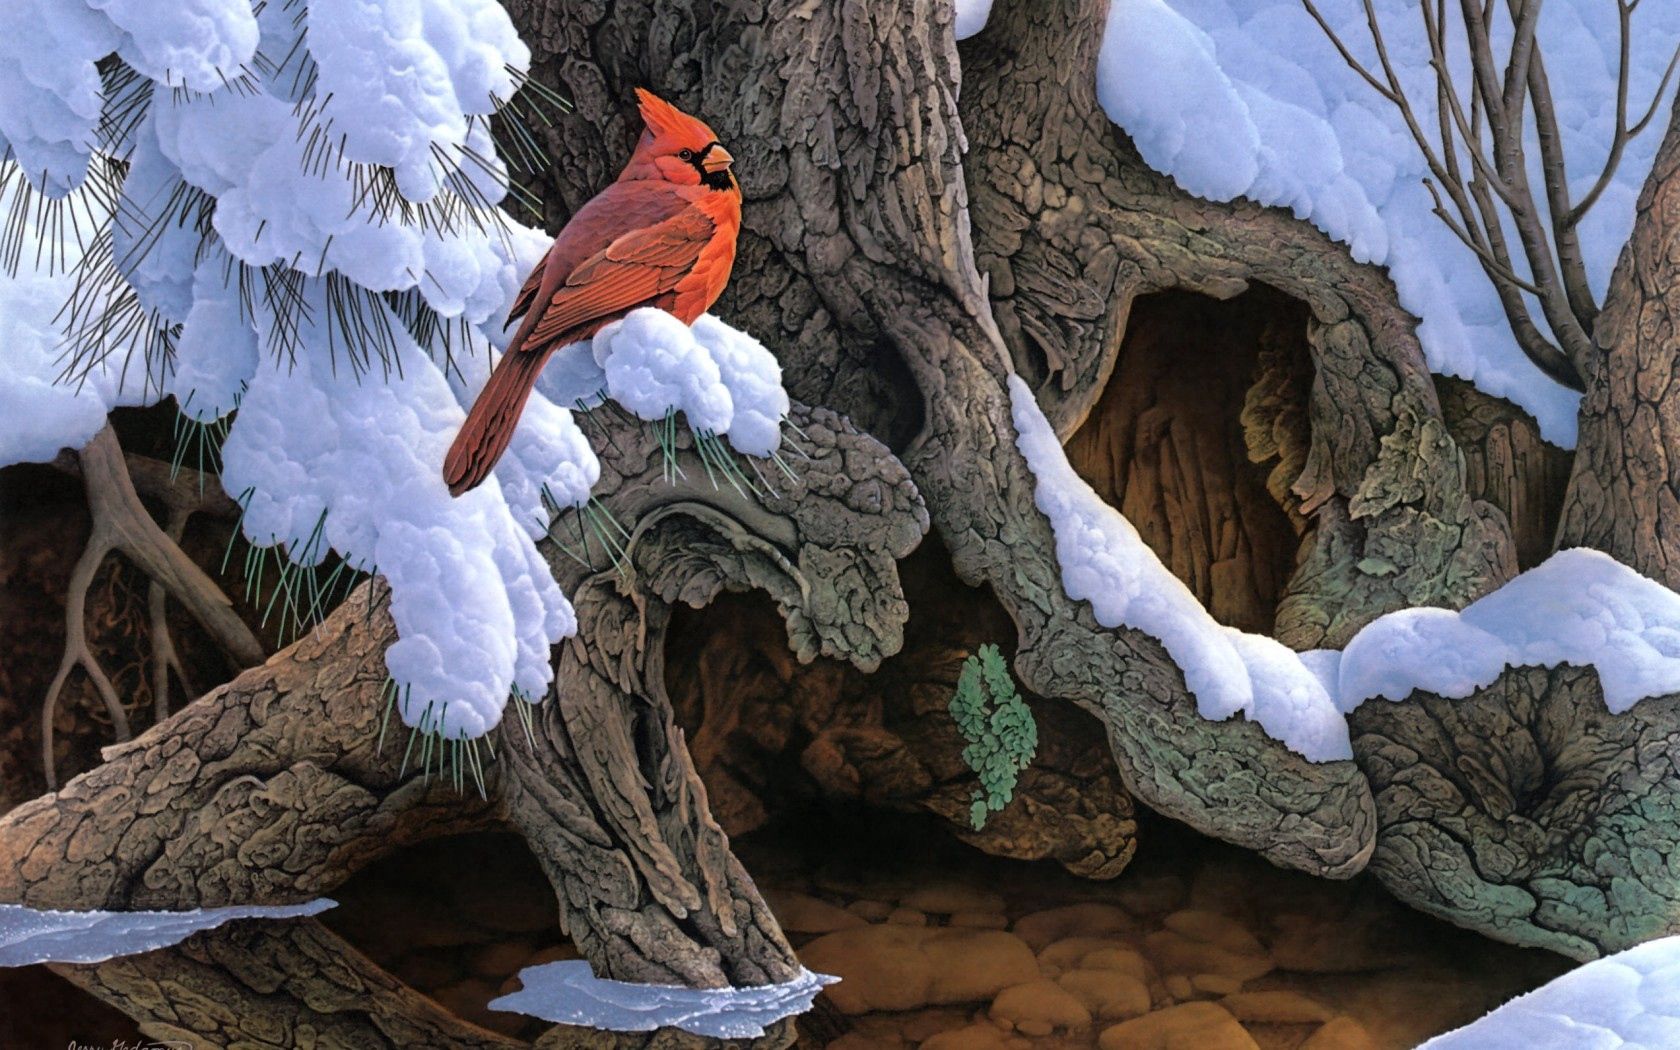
(1063, 286, 1315, 635)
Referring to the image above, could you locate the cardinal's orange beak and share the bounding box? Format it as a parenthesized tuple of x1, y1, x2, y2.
(701, 144, 734, 173)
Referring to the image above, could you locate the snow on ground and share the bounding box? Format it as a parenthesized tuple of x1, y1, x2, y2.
(1095, 0, 1680, 446)
(1422, 936, 1680, 1048)
(1011, 378, 1680, 761)
(0, 1, 792, 741)
(490, 959, 837, 1039)
(0, 899, 334, 966)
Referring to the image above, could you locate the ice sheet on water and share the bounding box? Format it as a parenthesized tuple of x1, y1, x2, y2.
(0, 899, 335, 966)
(489, 960, 838, 1039)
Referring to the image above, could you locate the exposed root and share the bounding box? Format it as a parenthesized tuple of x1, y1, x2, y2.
(39, 525, 129, 786)
(146, 507, 198, 721)
(40, 423, 265, 788)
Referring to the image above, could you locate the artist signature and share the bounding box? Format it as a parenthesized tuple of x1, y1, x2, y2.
(68, 1040, 192, 1050)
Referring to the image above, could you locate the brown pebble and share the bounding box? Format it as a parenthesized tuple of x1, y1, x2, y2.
(1098, 1001, 1259, 1050)
(1222, 990, 1333, 1024)
(1302, 1016, 1379, 1050)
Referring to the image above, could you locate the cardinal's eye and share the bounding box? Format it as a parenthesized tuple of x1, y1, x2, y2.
(678, 148, 694, 161)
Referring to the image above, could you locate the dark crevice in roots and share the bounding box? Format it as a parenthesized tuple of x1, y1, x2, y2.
(1063, 285, 1316, 635)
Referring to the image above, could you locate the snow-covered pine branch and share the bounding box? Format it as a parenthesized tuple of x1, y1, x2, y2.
(0, 0, 791, 745)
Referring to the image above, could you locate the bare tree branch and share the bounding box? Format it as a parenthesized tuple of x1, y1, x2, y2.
(1301, 0, 1603, 390)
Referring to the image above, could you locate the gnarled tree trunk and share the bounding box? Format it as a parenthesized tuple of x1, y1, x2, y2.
(1, 401, 925, 1046)
(1557, 94, 1680, 585)
(14, 0, 1680, 1042)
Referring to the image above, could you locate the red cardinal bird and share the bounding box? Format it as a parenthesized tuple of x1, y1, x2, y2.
(444, 89, 741, 496)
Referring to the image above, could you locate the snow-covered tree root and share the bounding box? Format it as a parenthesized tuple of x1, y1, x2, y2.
(1351, 665, 1680, 962)
(516, 0, 1376, 878)
(0, 402, 925, 1045)
(963, 0, 1680, 961)
(959, 0, 1517, 650)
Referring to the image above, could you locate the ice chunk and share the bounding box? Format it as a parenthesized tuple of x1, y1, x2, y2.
(490, 960, 838, 1039)
(0, 899, 334, 966)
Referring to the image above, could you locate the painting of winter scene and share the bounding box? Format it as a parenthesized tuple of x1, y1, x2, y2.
(6, 0, 1680, 1047)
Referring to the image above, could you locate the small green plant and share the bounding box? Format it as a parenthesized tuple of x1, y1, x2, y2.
(949, 644, 1037, 830)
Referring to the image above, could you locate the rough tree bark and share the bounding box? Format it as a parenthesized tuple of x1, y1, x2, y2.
(506, 0, 1521, 879)
(500, 0, 1680, 964)
(13, 0, 1680, 1040)
(1557, 94, 1680, 586)
(0, 402, 925, 1045)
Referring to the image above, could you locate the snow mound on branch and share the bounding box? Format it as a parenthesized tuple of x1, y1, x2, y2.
(531, 306, 792, 470)
(0, 1, 791, 741)
(586, 308, 790, 457)
(1421, 935, 1680, 1048)
(1340, 548, 1680, 713)
(1096, 0, 1680, 445)
(1012, 378, 1680, 760)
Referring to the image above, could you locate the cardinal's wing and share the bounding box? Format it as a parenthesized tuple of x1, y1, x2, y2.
(516, 204, 717, 351)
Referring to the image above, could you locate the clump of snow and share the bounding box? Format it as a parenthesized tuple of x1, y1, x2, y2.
(166, 250, 260, 421)
(0, 899, 334, 967)
(220, 284, 575, 739)
(596, 310, 735, 435)
(97, 0, 261, 92)
(1339, 548, 1680, 714)
(489, 959, 838, 1039)
(1008, 375, 1351, 761)
(1421, 935, 1680, 1048)
(595, 309, 791, 457)
(0, 2, 118, 195)
(0, 1, 791, 743)
(953, 0, 995, 40)
(0, 176, 153, 464)
(305, 0, 526, 202)
(1095, 0, 1680, 445)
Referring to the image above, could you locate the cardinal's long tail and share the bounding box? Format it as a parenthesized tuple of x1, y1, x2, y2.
(444, 348, 549, 497)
